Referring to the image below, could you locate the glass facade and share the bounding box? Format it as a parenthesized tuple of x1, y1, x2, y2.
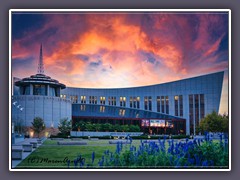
(33, 84, 47, 95)
(22, 85, 30, 95)
(49, 86, 56, 97)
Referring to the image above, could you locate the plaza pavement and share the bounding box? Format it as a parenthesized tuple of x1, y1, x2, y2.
(11, 138, 43, 168)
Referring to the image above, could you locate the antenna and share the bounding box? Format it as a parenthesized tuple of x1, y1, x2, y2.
(37, 44, 44, 74)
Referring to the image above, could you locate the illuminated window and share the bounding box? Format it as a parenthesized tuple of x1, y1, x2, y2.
(119, 109, 125, 116)
(60, 94, 66, 99)
(120, 96, 126, 107)
(80, 105, 86, 111)
(136, 96, 140, 109)
(81, 96, 86, 104)
(100, 106, 105, 112)
(100, 96, 106, 105)
(174, 95, 179, 116)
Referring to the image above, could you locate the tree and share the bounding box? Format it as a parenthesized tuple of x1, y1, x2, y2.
(86, 123, 94, 131)
(122, 125, 129, 132)
(31, 117, 45, 138)
(58, 118, 72, 136)
(129, 125, 140, 132)
(74, 121, 86, 131)
(199, 111, 229, 133)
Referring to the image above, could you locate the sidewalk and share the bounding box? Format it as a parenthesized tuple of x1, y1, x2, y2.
(11, 138, 43, 168)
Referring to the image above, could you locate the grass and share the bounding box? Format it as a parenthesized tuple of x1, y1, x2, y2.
(17, 139, 142, 168)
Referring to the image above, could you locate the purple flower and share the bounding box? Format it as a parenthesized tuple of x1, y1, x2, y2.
(92, 151, 95, 164)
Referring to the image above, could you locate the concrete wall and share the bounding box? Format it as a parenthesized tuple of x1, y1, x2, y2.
(12, 95, 72, 128)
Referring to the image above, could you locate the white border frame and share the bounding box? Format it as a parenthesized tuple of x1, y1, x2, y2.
(9, 9, 231, 172)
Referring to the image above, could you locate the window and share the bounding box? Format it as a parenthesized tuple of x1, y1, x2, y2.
(130, 97, 133, 108)
(100, 106, 105, 112)
(174, 95, 179, 116)
(33, 84, 47, 95)
(80, 105, 86, 111)
(200, 94, 205, 120)
(100, 96, 106, 105)
(80, 96, 86, 104)
(120, 96, 126, 107)
(179, 95, 183, 116)
(89, 96, 97, 104)
(119, 109, 125, 116)
(144, 96, 152, 111)
(144, 96, 147, 110)
(157, 96, 160, 112)
(148, 96, 152, 111)
(60, 94, 66, 99)
(22, 85, 30, 95)
(166, 96, 169, 114)
(136, 96, 140, 109)
(189, 95, 194, 135)
(130, 96, 140, 109)
(195, 94, 199, 129)
(108, 96, 116, 106)
(161, 96, 165, 113)
(70, 95, 78, 103)
(189, 94, 205, 135)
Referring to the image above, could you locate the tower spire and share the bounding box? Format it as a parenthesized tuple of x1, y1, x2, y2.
(37, 44, 44, 74)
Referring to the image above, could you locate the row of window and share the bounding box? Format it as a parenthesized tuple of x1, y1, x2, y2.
(62, 94, 193, 116)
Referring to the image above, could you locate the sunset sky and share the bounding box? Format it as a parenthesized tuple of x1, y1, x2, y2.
(11, 11, 229, 114)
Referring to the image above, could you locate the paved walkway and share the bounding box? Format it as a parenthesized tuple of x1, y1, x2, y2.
(11, 138, 44, 168)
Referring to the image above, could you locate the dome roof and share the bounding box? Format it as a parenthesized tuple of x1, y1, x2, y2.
(15, 73, 66, 89)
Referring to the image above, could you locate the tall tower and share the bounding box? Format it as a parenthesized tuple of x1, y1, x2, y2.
(37, 44, 44, 74)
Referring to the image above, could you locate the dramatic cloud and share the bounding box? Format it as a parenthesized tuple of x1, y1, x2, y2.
(11, 12, 229, 114)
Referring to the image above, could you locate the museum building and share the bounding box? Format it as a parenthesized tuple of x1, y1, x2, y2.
(12, 46, 224, 135)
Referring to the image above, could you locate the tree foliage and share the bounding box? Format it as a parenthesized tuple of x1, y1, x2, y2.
(58, 118, 72, 135)
(72, 121, 141, 132)
(31, 117, 45, 138)
(199, 111, 229, 133)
